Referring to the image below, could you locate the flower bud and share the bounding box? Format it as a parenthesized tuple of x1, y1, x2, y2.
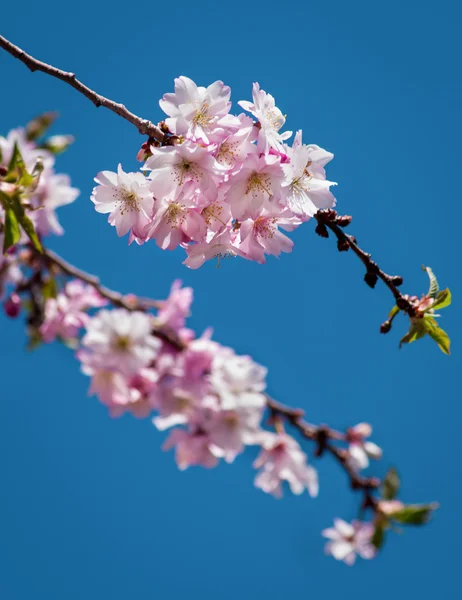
(337, 238, 349, 252)
(315, 223, 329, 238)
(4, 293, 21, 318)
(336, 214, 352, 228)
(380, 320, 392, 334)
(364, 271, 378, 288)
(391, 275, 404, 287)
(378, 500, 405, 516)
(0, 165, 7, 177)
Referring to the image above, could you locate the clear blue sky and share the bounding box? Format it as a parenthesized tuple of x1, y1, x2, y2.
(1, 1, 461, 597)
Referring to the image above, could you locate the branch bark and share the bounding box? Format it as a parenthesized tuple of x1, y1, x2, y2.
(36, 247, 380, 506)
(0, 35, 166, 143)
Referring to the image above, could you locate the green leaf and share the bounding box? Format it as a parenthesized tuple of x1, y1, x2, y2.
(3, 207, 21, 253)
(382, 467, 401, 500)
(432, 288, 452, 311)
(0, 191, 43, 253)
(426, 320, 451, 355)
(399, 321, 427, 348)
(5, 143, 43, 190)
(26, 112, 58, 141)
(42, 278, 58, 300)
(390, 503, 439, 526)
(389, 305, 400, 319)
(371, 524, 386, 550)
(422, 265, 439, 298)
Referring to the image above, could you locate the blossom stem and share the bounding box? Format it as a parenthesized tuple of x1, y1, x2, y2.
(266, 395, 380, 502)
(34, 246, 381, 507)
(0, 35, 167, 143)
(315, 209, 415, 316)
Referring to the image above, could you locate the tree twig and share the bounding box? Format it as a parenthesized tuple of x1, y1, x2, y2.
(0, 35, 166, 143)
(32, 247, 381, 506)
(315, 209, 415, 316)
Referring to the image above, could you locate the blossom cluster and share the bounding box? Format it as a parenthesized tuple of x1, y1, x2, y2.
(0, 126, 78, 238)
(69, 279, 321, 493)
(0, 124, 78, 305)
(91, 77, 337, 267)
(28, 275, 388, 565)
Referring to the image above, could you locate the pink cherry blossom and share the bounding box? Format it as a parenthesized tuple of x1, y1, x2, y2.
(163, 427, 219, 470)
(144, 194, 207, 250)
(238, 209, 299, 264)
(322, 519, 376, 565)
(282, 131, 337, 219)
(157, 279, 193, 331)
(159, 76, 240, 144)
(378, 500, 405, 516)
(81, 309, 161, 376)
(40, 280, 107, 343)
(214, 114, 256, 169)
(91, 164, 154, 239)
(31, 169, 80, 236)
(89, 79, 339, 268)
(208, 405, 264, 463)
(346, 422, 382, 471)
(183, 229, 241, 269)
(253, 432, 319, 498)
(224, 152, 285, 220)
(145, 141, 223, 204)
(239, 83, 292, 153)
(210, 348, 267, 410)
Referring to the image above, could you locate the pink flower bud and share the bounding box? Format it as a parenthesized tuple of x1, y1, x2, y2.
(3, 293, 21, 318)
(378, 500, 405, 515)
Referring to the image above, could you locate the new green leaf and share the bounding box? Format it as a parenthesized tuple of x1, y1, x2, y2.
(382, 467, 400, 500)
(390, 503, 439, 526)
(422, 265, 439, 299)
(3, 207, 20, 253)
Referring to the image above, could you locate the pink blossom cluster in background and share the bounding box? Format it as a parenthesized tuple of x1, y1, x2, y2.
(0, 126, 79, 307)
(91, 77, 337, 267)
(0, 128, 79, 237)
(34, 276, 380, 564)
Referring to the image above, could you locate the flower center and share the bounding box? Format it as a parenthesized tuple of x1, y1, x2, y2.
(166, 202, 186, 228)
(113, 335, 132, 352)
(246, 172, 273, 196)
(264, 109, 285, 131)
(172, 161, 201, 186)
(202, 203, 225, 226)
(254, 217, 277, 239)
(216, 140, 240, 166)
(115, 188, 139, 215)
(223, 412, 240, 428)
(193, 102, 212, 128)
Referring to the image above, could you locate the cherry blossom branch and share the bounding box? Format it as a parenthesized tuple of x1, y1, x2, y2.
(40, 249, 187, 350)
(35, 246, 380, 509)
(0, 35, 167, 143)
(43, 248, 161, 311)
(0, 33, 433, 322)
(266, 396, 379, 506)
(315, 209, 415, 317)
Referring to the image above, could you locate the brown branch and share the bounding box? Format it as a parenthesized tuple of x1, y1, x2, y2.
(266, 396, 380, 502)
(315, 209, 415, 317)
(0, 35, 166, 143)
(32, 247, 381, 505)
(42, 249, 185, 351)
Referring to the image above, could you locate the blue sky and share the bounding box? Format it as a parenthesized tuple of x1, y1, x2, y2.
(1, 1, 461, 597)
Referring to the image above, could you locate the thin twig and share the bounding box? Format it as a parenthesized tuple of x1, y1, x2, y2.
(0, 35, 166, 143)
(315, 209, 415, 316)
(35, 248, 380, 502)
(266, 396, 380, 499)
(42, 249, 185, 351)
